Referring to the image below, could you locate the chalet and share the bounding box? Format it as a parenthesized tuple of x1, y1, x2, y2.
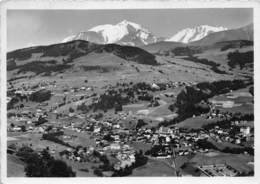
(151, 83, 160, 90)
(93, 127, 101, 133)
(240, 126, 251, 136)
(158, 127, 173, 135)
(12, 126, 22, 131)
(210, 100, 235, 108)
(113, 124, 120, 129)
(110, 143, 121, 150)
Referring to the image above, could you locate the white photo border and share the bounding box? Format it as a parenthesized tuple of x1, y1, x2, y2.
(1, 1, 260, 184)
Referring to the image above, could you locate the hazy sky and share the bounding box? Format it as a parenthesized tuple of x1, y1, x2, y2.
(7, 8, 253, 51)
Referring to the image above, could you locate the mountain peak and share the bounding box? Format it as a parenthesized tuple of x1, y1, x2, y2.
(166, 25, 228, 43)
(198, 25, 227, 30)
(62, 20, 157, 46)
(118, 20, 133, 25)
(117, 20, 143, 30)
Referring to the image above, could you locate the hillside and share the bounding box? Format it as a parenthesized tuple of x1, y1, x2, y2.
(7, 40, 158, 75)
(7, 37, 253, 84)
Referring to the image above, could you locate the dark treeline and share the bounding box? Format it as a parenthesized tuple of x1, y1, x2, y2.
(7, 89, 51, 110)
(81, 65, 114, 73)
(17, 60, 71, 75)
(77, 82, 159, 113)
(196, 139, 254, 156)
(42, 131, 75, 149)
(182, 56, 227, 74)
(29, 89, 52, 102)
(227, 50, 253, 69)
(173, 79, 247, 121)
(96, 44, 158, 66)
(219, 40, 253, 52)
(16, 146, 76, 177)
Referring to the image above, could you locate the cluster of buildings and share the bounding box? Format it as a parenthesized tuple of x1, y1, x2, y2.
(198, 164, 238, 176)
(59, 146, 96, 162)
(7, 80, 254, 176)
(206, 122, 253, 147)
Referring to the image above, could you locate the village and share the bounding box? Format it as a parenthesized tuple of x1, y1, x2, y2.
(7, 78, 254, 177)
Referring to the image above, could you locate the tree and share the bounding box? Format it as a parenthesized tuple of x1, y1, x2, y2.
(41, 148, 52, 161)
(46, 160, 76, 177)
(20, 125, 26, 132)
(133, 150, 148, 168)
(35, 115, 48, 126)
(112, 166, 133, 177)
(25, 153, 46, 177)
(136, 119, 147, 129)
(103, 134, 115, 142)
(69, 107, 74, 113)
(23, 147, 76, 177)
(29, 89, 52, 102)
(94, 168, 103, 176)
(114, 102, 123, 113)
(16, 146, 34, 160)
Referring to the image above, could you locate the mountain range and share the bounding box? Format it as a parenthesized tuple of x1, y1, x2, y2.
(7, 20, 253, 101)
(62, 20, 253, 47)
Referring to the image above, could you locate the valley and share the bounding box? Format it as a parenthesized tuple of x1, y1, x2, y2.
(6, 21, 254, 177)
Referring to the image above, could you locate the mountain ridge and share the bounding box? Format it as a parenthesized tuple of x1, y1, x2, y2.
(62, 20, 159, 47)
(7, 40, 159, 73)
(166, 25, 227, 43)
(190, 23, 253, 46)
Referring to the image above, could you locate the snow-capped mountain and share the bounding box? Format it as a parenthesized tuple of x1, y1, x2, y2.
(166, 25, 228, 43)
(192, 23, 253, 45)
(62, 20, 159, 46)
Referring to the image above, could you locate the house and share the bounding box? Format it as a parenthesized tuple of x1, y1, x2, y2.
(210, 100, 235, 108)
(110, 143, 121, 150)
(151, 83, 160, 90)
(235, 139, 241, 144)
(158, 127, 173, 135)
(129, 154, 135, 163)
(240, 126, 251, 136)
(166, 136, 171, 143)
(113, 124, 120, 129)
(13, 127, 22, 131)
(33, 126, 45, 133)
(94, 127, 101, 133)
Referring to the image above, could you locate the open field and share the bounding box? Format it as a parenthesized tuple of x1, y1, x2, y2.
(131, 158, 176, 176)
(7, 155, 26, 177)
(209, 87, 253, 114)
(176, 116, 219, 130)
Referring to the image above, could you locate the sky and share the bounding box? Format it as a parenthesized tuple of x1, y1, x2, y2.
(7, 8, 253, 51)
